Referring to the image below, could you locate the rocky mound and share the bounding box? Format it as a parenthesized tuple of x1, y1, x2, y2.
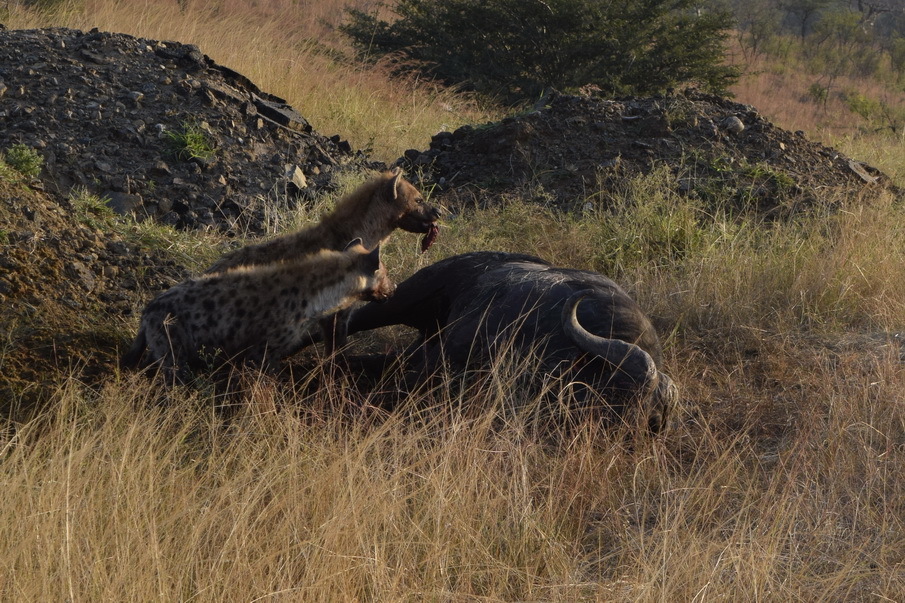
(0, 26, 378, 235)
(400, 89, 897, 216)
(0, 175, 189, 416)
(0, 25, 389, 415)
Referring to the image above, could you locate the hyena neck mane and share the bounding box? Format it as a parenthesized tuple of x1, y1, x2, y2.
(317, 176, 394, 250)
(255, 176, 390, 260)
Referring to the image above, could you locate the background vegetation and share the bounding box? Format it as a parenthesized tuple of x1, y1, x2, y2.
(2, 0, 905, 599)
(341, 0, 739, 102)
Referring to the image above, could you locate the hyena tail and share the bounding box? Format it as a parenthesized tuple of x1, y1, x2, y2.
(119, 326, 148, 370)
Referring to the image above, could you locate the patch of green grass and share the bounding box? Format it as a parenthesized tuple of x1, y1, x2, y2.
(0, 161, 20, 182)
(3, 144, 43, 179)
(742, 163, 796, 190)
(164, 121, 216, 162)
(70, 187, 116, 229)
(65, 184, 226, 272)
(589, 167, 725, 275)
(124, 219, 225, 273)
(677, 151, 804, 216)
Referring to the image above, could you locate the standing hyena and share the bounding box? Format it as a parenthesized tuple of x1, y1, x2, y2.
(204, 167, 440, 352)
(205, 167, 441, 274)
(120, 240, 395, 382)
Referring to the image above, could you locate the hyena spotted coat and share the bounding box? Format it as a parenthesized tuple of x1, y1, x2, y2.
(204, 167, 439, 352)
(120, 241, 394, 381)
(205, 167, 440, 274)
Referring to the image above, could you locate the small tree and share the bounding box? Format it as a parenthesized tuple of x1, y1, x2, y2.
(341, 0, 740, 103)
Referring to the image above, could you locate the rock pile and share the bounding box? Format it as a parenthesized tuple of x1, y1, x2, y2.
(400, 89, 897, 216)
(0, 26, 377, 234)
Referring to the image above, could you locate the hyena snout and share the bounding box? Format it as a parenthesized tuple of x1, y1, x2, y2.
(391, 173, 442, 234)
(366, 268, 396, 303)
(398, 202, 441, 232)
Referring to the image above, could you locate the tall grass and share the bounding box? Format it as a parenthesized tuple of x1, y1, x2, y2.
(2, 337, 904, 600)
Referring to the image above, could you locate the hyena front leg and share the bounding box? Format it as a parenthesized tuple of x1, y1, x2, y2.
(319, 309, 351, 355)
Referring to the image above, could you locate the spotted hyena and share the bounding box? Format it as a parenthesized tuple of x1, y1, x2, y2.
(204, 167, 439, 352)
(120, 240, 394, 381)
(205, 167, 440, 274)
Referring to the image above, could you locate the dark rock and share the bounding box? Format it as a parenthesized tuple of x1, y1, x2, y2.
(104, 191, 143, 215)
(67, 260, 96, 291)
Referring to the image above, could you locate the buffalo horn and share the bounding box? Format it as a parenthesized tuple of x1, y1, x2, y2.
(561, 289, 659, 397)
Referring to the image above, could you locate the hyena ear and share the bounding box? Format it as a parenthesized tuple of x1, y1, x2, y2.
(364, 245, 381, 272)
(344, 237, 363, 251)
(388, 167, 403, 200)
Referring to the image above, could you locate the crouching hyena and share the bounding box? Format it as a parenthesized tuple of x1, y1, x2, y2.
(204, 167, 440, 353)
(120, 240, 394, 381)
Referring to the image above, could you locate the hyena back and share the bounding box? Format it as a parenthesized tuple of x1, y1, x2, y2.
(120, 241, 394, 381)
(205, 167, 440, 275)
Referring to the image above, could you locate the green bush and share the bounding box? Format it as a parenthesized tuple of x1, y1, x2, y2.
(341, 0, 740, 103)
(843, 90, 881, 121)
(3, 144, 43, 179)
(807, 82, 828, 105)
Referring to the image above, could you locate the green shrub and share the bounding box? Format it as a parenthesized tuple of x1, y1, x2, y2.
(341, 0, 739, 103)
(807, 82, 828, 105)
(843, 90, 881, 121)
(3, 144, 43, 179)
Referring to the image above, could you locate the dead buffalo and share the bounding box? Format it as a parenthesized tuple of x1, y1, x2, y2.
(346, 251, 678, 432)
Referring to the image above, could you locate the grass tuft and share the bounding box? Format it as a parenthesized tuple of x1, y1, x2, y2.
(2, 143, 43, 179)
(164, 121, 217, 162)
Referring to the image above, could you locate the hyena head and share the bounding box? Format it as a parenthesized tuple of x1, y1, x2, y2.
(382, 167, 442, 237)
(345, 239, 396, 302)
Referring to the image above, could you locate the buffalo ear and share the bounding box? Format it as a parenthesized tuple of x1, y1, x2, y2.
(343, 237, 363, 251)
(388, 166, 403, 200)
(365, 245, 381, 272)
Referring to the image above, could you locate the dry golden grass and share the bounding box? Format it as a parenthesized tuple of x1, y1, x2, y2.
(2, 335, 904, 600)
(5, 163, 904, 599)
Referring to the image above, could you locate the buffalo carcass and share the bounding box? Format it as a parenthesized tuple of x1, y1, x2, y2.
(346, 251, 678, 431)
